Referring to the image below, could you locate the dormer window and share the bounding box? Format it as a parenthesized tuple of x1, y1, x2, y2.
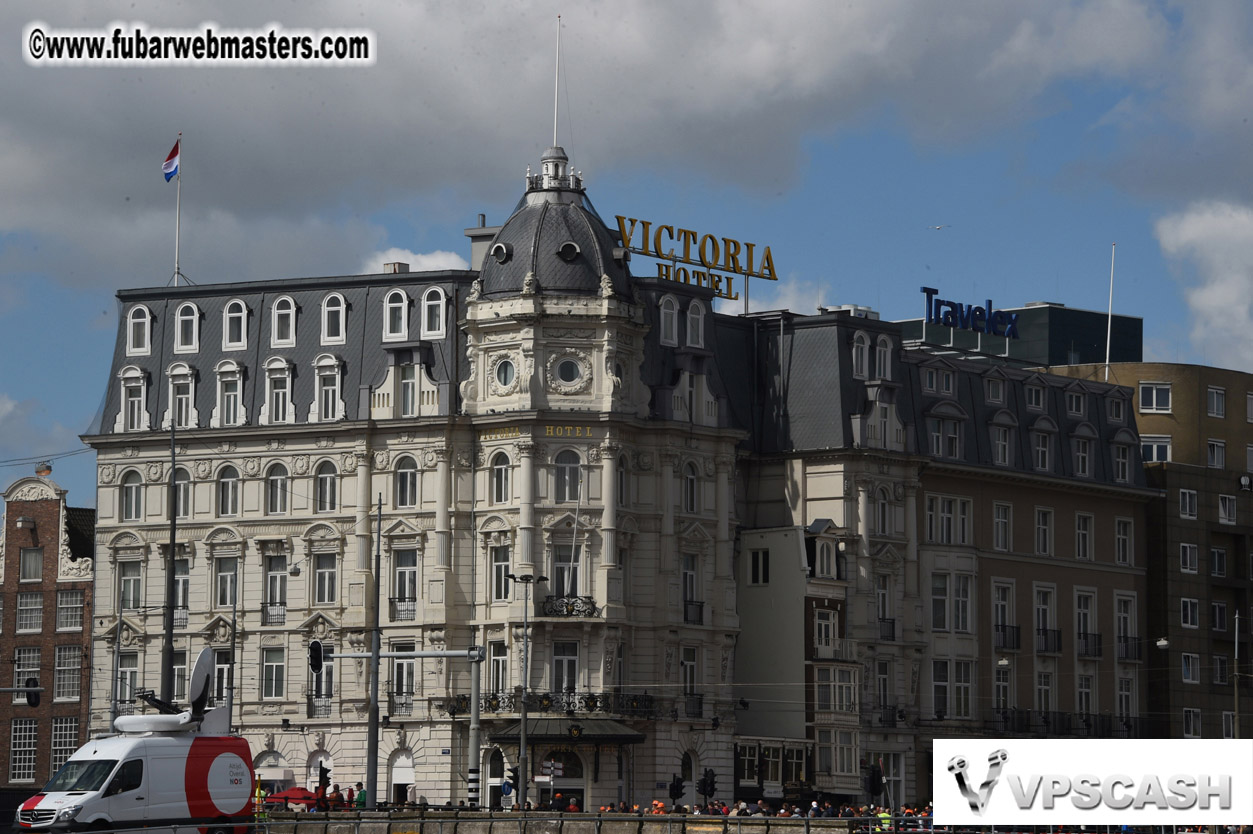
(1025, 385, 1044, 410)
(126, 306, 151, 356)
(223, 299, 247, 351)
(659, 297, 678, 346)
(687, 301, 705, 348)
(421, 287, 446, 339)
(383, 289, 408, 342)
(262, 358, 293, 425)
(312, 354, 343, 422)
(213, 360, 246, 428)
(165, 362, 197, 430)
(322, 293, 346, 345)
(874, 336, 891, 380)
(174, 302, 199, 353)
(1066, 391, 1085, 417)
(117, 366, 150, 433)
(852, 334, 868, 379)
(985, 378, 1004, 404)
(272, 297, 296, 348)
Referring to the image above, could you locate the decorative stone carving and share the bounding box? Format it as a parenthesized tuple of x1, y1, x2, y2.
(216, 441, 236, 453)
(455, 449, 473, 469)
(11, 483, 54, 501)
(315, 732, 327, 751)
(664, 645, 675, 680)
(636, 452, 653, 471)
(468, 278, 482, 302)
(142, 461, 163, 482)
(547, 328, 595, 340)
(341, 453, 356, 471)
(264, 733, 276, 751)
(316, 436, 334, 449)
(266, 439, 286, 451)
(261, 703, 281, 715)
(242, 457, 261, 477)
(488, 352, 521, 397)
(703, 458, 715, 477)
(121, 447, 140, 458)
(292, 455, 310, 475)
(194, 459, 212, 479)
(99, 464, 117, 484)
(395, 728, 408, 749)
(522, 272, 537, 295)
(545, 349, 593, 395)
(374, 450, 390, 470)
(600, 273, 614, 298)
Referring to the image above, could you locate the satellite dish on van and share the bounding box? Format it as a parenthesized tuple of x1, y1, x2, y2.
(189, 647, 214, 716)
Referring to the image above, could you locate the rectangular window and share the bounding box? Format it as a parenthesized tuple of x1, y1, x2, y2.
(1036, 671, 1053, 712)
(51, 718, 78, 775)
(1075, 514, 1092, 560)
(1026, 385, 1043, 410)
(837, 730, 857, 775)
(14, 647, 40, 704)
(1215, 655, 1230, 685)
(216, 557, 237, 607)
(992, 425, 1010, 466)
(925, 495, 971, 545)
(1209, 440, 1226, 469)
(262, 648, 285, 699)
(56, 590, 84, 631)
(20, 548, 42, 582)
(220, 379, 240, 426)
(1209, 386, 1226, 418)
(931, 574, 949, 631)
(552, 641, 579, 693)
(1114, 445, 1129, 482)
(761, 746, 782, 783)
(1220, 495, 1237, 525)
(817, 728, 834, 776)
(492, 545, 511, 602)
(1224, 711, 1236, 739)
(1182, 598, 1200, 628)
(1077, 675, 1093, 715)
(310, 645, 333, 699)
(269, 373, 289, 423)
(749, 550, 770, 585)
(400, 365, 417, 418)
(1066, 391, 1085, 416)
(1213, 601, 1228, 632)
(993, 503, 1011, 552)
(1033, 433, 1052, 470)
(54, 645, 81, 700)
(1074, 438, 1090, 477)
(1109, 398, 1125, 422)
(1139, 382, 1171, 413)
(172, 651, 187, 702)
(489, 642, 508, 693)
(985, 378, 1004, 403)
(816, 666, 834, 711)
(1212, 548, 1227, 578)
(815, 609, 834, 650)
(120, 561, 141, 609)
(17, 592, 43, 632)
(1180, 489, 1198, 519)
(1180, 543, 1198, 573)
(954, 660, 972, 718)
(995, 667, 1011, 710)
(953, 575, 971, 632)
(932, 660, 949, 717)
(1182, 653, 1200, 683)
(837, 668, 857, 712)
(10, 720, 37, 782)
(315, 552, 337, 604)
(1183, 708, 1201, 738)
(1035, 508, 1053, 556)
(1141, 435, 1171, 463)
(738, 744, 759, 783)
(1115, 518, 1132, 565)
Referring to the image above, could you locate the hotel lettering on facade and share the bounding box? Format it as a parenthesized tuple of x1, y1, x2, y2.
(83, 144, 1157, 808)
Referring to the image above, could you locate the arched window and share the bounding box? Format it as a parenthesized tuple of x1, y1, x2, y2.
(166, 362, 196, 430)
(852, 333, 868, 378)
(876, 488, 892, 536)
(218, 466, 240, 517)
(617, 455, 629, 508)
(491, 452, 510, 505)
(659, 297, 678, 346)
(117, 366, 149, 432)
(383, 289, 408, 341)
(174, 302, 199, 352)
(683, 462, 699, 513)
(272, 297, 296, 348)
(214, 360, 245, 428)
(421, 287, 446, 339)
(875, 336, 892, 380)
(555, 450, 581, 503)
(316, 461, 338, 513)
(223, 299, 247, 350)
(321, 293, 345, 345)
(172, 467, 191, 519)
(687, 301, 705, 348)
(121, 471, 143, 521)
(396, 456, 418, 508)
(817, 542, 835, 578)
(313, 354, 342, 422)
(126, 306, 151, 356)
(266, 463, 289, 515)
(262, 357, 293, 425)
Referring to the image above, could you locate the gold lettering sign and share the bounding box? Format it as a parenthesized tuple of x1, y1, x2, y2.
(479, 426, 522, 441)
(615, 215, 777, 301)
(544, 426, 596, 438)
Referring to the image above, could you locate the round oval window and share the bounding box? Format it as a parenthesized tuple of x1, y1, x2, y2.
(557, 359, 581, 383)
(496, 360, 516, 387)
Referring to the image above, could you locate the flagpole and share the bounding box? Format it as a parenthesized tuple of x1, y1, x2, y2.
(174, 132, 182, 287)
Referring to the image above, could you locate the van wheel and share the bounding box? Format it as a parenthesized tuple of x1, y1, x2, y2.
(89, 823, 110, 833)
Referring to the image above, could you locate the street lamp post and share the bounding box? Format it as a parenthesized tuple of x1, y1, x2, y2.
(507, 573, 546, 810)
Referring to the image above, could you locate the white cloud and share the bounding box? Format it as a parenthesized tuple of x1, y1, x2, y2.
(1155, 201, 1253, 370)
(358, 247, 469, 276)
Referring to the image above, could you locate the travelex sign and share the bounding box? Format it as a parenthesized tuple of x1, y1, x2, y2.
(615, 216, 777, 302)
(921, 286, 1020, 339)
(932, 739, 1253, 825)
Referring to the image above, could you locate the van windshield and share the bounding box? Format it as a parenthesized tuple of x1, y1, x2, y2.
(45, 760, 118, 793)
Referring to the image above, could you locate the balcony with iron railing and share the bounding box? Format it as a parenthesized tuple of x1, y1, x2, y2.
(879, 618, 896, 641)
(683, 600, 705, 625)
(1076, 631, 1102, 658)
(984, 708, 1155, 738)
(262, 603, 287, 626)
(173, 607, 189, 628)
(389, 690, 415, 716)
(994, 624, 1020, 650)
(390, 597, 417, 622)
(307, 695, 332, 718)
(1035, 628, 1062, 654)
(478, 688, 658, 718)
(542, 595, 600, 617)
(814, 637, 859, 661)
(1116, 635, 1143, 661)
(683, 693, 704, 719)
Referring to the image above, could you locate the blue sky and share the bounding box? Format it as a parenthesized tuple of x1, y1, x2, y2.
(4, 0, 1253, 509)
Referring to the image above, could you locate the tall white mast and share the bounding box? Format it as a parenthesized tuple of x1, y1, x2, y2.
(553, 15, 561, 146)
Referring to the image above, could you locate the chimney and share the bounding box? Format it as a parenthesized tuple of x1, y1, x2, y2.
(384, 262, 410, 274)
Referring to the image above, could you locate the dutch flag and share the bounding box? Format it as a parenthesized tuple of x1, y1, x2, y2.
(162, 140, 180, 182)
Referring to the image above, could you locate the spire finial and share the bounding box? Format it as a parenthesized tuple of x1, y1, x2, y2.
(553, 15, 561, 147)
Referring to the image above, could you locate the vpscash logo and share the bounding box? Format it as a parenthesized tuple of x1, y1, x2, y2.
(947, 750, 1007, 815)
(932, 739, 1253, 826)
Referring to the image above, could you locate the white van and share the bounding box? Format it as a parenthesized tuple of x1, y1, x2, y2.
(15, 650, 254, 833)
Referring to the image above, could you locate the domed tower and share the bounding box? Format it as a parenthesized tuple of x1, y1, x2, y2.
(461, 145, 648, 416)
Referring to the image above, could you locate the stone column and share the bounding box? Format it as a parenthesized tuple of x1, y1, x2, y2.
(517, 441, 537, 574)
(715, 453, 733, 579)
(600, 441, 619, 564)
(435, 447, 451, 570)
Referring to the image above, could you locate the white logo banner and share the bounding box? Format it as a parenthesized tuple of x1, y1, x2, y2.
(933, 738, 1253, 825)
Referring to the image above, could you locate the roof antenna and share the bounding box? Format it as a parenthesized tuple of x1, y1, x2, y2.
(553, 14, 561, 147)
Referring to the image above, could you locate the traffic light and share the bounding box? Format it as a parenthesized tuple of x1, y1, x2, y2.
(865, 763, 883, 796)
(696, 775, 708, 797)
(24, 677, 38, 708)
(309, 640, 324, 675)
(318, 763, 331, 790)
(505, 766, 520, 794)
(703, 768, 717, 797)
(668, 774, 685, 801)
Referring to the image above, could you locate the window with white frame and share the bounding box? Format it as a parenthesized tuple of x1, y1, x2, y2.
(817, 541, 837, 577)
(262, 648, 286, 698)
(19, 548, 40, 582)
(491, 545, 511, 602)
(420, 287, 445, 339)
(174, 558, 189, 611)
(56, 590, 83, 631)
(488, 641, 507, 693)
(17, 592, 41, 632)
(1113, 445, 1130, 482)
(1215, 655, 1230, 685)
(815, 608, 834, 650)
(315, 551, 337, 604)
(1066, 391, 1085, 416)
(552, 641, 578, 693)
(925, 495, 971, 544)
(993, 503, 1011, 552)
(1180, 543, 1198, 573)
(1180, 489, 1197, 519)
(486, 452, 510, 504)
(316, 461, 337, 513)
(1073, 437, 1090, 477)
(1109, 397, 1125, 422)
(1035, 671, 1054, 712)
(1141, 435, 1171, 462)
(931, 574, 949, 631)
(167, 363, 196, 429)
(216, 556, 237, 607)
(687, 301, 705, 348)
(553, 544, 581, 598)
(932, 660, 969, 718)
(126, 305, 151, 356)
(1212, 547, 1227, 578)
(1213, 601, 1228, 632)
(985, 377, 1004, 403)
(1035, 508, 1053, 556)
(395, 456, 418, 508)
(927, 417, 962, 459)
(262, 358, 292, 425)
(1248, 392, 1253, 422)
(1182, 652, 1200, 683)
(816, 728, 834, 775)
(214, 360, 245, 427)
(1032, 431, 1052, 471)
(172, 467, 191, 519)
(1209, 386, 1226, 418)
(121, 470, 143, 521)
(399, 364, 417, 417)
(271, 296, 295, 348)
(1221, 494, 1237, 525)
(119, 366, 149, 432)
(995, 667, 1012, 709)
(51, 717, 78, 774)
(313, 354, 342, 422)
(13, 648, 39, 704)
(223, 299, 247, 350)
(322, 293, 345, 345)
(852, 333, 868, 379)
(874, 488, 892, 535)
(1025, 385, 1044, 410)
(1181, 598, 1199, 628)
(1224, 711, 1236, 738)
(394, 550, 418, 606)
(659, 297, 678, 346)
(1077, 674, 1093, 715)
(761, 746, 782, 783)
(1209, 439, 1226, 469)
(738, 744, 759, 783)
(1139, 382, 1171, 413)
(119, 561, 141, 609)
(217, 466, 240, 517)
(1115, 518, 1132, 565)
(174, 302, 199, 353)
(1183, 708, 1201, 737)
(554, 450, 581, 502)
(54, 645, 81, 700)
(683, 462, 699, 513)
(1075, 514, 1092, 560)
(383, 289, 408, 341)
(310, 644, 333, 700)
(875, 336, 891, 380)
(10, 720, 36, 782)
(992, 425, 1011, 466)
(266, 463, 289, 515)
